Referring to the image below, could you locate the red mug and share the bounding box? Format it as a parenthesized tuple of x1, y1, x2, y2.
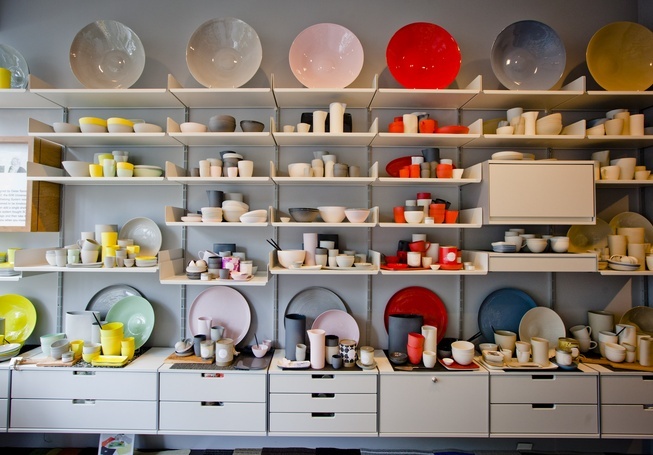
(436, 163, 453, 178)
(407, 332, 425, 347)
(429, 203, 446, 223)
(419, 118, 437, 134)
(408, 240, 431, 253)
(407, 344, 423, 364)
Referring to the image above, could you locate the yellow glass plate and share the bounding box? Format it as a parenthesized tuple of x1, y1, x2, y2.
(0, 294, 37, 343)
(587, 21, 653, 91)
(92, 355, 128, 367)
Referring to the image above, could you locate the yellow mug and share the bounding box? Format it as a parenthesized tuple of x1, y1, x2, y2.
(89, 164, 103, 177)
(126, 245, 140, 257)
(121, 337, 135, 360)
(101, 231, 118, 247)
(70, 340, 84, 358)
(0, 68, 11, 89)
(96, 153, 113, 164)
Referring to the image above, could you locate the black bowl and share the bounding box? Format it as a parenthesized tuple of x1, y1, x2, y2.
(289, 207, 319, 222)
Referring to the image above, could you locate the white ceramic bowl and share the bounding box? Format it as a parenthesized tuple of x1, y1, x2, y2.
(536, 121, 563, 135)
(344, 208, 370, 223)
(550, 236, 570, 253)
(603, 342, 626, 363)
(335, 255, 355, 268)
(277, 250, 306, 269)
(221, 200, 249, 211)
(53, 122, 81, 133)
(404, 211, 424, 224)
(107, 117, 134, 133)
(180, 122, 207, 133)
(526, 238, 548, 253)
(451, 340, 475, 365)
(239, 209, 267, 224)
(133, 123, 163, 133)
(222, 208, 247, 222)
(317, 206, 347, 223)
(62, 160, 91, 177)
(251, 344, 269, 358)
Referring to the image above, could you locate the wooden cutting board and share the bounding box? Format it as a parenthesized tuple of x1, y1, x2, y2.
(35, 356, 81, 367)
(580, 356, 653, 372)
(163, 352, 213, 364)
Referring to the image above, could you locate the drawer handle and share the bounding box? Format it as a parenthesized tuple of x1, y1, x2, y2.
(532, 404, 556, 409)
(311, 393, 335, 399)
(311, 412, 335, 418)
(644, 405, 653, 411)
(532, 375, 554, 380)
(72, 399, 95, 405)
(312, 374, 334, 379)
(201, 373, 224, 378)
(643, 376, 653, 381)
(73, 371, 95, 376)
(431, 377, 438, 383)
(201, 401, 224, 407)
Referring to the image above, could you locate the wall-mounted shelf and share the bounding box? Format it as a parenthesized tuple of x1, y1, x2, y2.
(270, 162, 377, 186)
(379, 251, 488, 276)
(378, 207, 482, 228)
(167, 117, 275, 146)
(487, 252, 598, 272)
(269, 251, 381, 275)
(375, 162, 481, 186)
(167, 74, 275, 108)
(165, 206, 269, 226)
(270, 207, 378, 227)
(165, 162, 272, 185)
(27, 162, 171, 185)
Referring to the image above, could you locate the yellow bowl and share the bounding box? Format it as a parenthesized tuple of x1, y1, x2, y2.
(107, 117, 134, 126)
(82, 351, 100, 363)
(116, 162, 134, 170)
(79, 117, 107, 126)
(100, 322, 124, 337)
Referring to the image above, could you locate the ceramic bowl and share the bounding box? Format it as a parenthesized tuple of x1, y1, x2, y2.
(222, 207, 247, 222)
(53, 122, 81, 133)
(180, 122, 207, 133)
(209, 115, 237, 132)
(251, 344, 269, 358)
(550, 236, 570, 253)
(289, 208, 319, 222)
(604, 342, 626, 363)
(107, 117, 134, 133)
(133, 165, 163, 177)
(240, 120, 265, 132)
(317, 206, 347, 223)
(404, 211, 424, 224)
(240, 209, 267, 224)
(277, 250, 306, 268)
(62, 161, 92, 177)
(526, 238, 548, 253)
(344, 208, 370, 223)
(79, 117, 107, 133)
(335, 255, 355, 268)
(451, 341, 475, 365)
(133, 123, 163, 133)
(388, 351, 408, 365)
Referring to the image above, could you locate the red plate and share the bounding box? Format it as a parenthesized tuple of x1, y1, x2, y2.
(385, 156, 412, 177)
(384, 286, 448, 342)
(439, 358, 480, 370)
(435, 125, 469, 134)
(386, 22, 461, 89)
(439, 263, 463, 270)
(381, 263, 409, 270)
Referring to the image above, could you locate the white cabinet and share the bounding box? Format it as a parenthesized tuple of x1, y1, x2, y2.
(268, 349, 378, 436)
(378, 356, 489, 437)
(488, 364, 599, 437)
(9, 347, 166, 433)
(0, 366, 10, 431)
(158, 361, 267, 435)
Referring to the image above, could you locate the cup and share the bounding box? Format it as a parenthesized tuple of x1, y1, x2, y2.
(611, 157, 637, 180)
(215, 338, 234, 366)
(422, 350, 437, 368)
(339, 339, 357, 367)
(331, 354, 343, 369)
(121, 337, 135, 360)
(407, 251, 422, 267)
(600, 165, 620, 180)
(439, 245, 458, 267)
(359, 346, 374, 365)
(531, 337, 549, 366)
(89, 163, 103, 177)
(393, 206, 406, 223)
(295, 343, 307, 362)
(403, 113, 418, 133)
(629, 113, 645, 136)
(638, 336, 652, 366)
(297, 122, 310, 133)
(494, 330, 517, 352)
(196, 316, 212, 338)
(421, 325, 437, 353)
(607, 235, 627, 256)
(517, 349, 530, 364)
(193, 334, 206, 357)
(598, 330, 618, 357)
(210, 325, 225, 341)
(615, 323, 637, 347)
(555, 348, 573, 366)
(0, 68, 11, 88)
(283, 125, 295, 133)
(312, 110, 327, 133)
(587, 310, 614, 342)
(501, 348, 512, 363)
(604, 118, 624, 135)
(200, 340, 215, 360)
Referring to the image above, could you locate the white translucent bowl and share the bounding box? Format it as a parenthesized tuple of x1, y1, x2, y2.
(526, 238, 548, 253)
(276, 250, 306, 269)
(62, 161, 91, 177)
(133, 123, 163, 133)
(222, 208, 247, 222)
(53, 122, 81, 133)
(180, 122, 207, 133)
(317, 206, 347, 223)
(344, 208, 370, 223)
(404, 211, 424, 224)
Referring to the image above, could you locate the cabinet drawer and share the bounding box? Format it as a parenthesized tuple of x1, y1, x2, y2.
(380, 374, 488, 435)
(269, 412, 377, 434)
(10, 398, 157, 431)
(0, 370, 9, 399)
(601, 404, 653, 435)
(490, 404, 598, 435)
(160, 371, 265, 402)
(600, 375, 653, 404)
(488, 253, 597, 272)
(0, 398, 7, 429)
(159, 401, 266, 433)
(269, 373, 376, 394)
(490, 374, 597, 404)
(270, 392, 376, 413)
(11, 369, 157, 400)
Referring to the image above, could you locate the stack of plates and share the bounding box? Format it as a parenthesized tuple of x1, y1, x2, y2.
(133, 165, 163, 177)
(135, 256, 158, 267)
(492, 242, 517, 253)
(492, 151, 523, 161)
(0, 263, 19, 277)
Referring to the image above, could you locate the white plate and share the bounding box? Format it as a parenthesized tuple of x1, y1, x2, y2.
(312, 309, 360, 343)
(492, 151, 523, 160)
(67, 262, 102, 268)
(119, 217, 162, 257)
(609, 212, 653, 244)
(518, 306, 565, 348)
(189, 287, 251, 345)
(607, 261, 640, 271)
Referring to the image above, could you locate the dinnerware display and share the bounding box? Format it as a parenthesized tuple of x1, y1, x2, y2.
(586, 21, 653, 91)
(105, 296, 155, 349)
(86, 284, 143, 320)
(0, 43, 29, 88)
(518, 306, 566, 347)
(386, 22, 461, 89)
(188, 287, 251, 345)
(289, 23, 364, 88)
(478, 288, 537, 343)
(119, 217, 162, 257)
(312, 309, 360, 344)
(186, 17, 262, 88)
(0, 294, 36, 343)
(384, 286, 447, 342)
(491, 20, 566, 90)
(284, 286, 347, 329)
(69, 20, 145, 88)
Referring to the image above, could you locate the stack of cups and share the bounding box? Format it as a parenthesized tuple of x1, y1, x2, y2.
(406, 332, 425, 364)
(325, 334, 339, 365)
(100, 322, 124, 355)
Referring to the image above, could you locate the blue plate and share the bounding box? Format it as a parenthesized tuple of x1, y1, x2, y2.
(478, 288, 537, 343)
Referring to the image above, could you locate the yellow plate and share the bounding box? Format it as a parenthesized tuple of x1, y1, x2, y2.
(587, 21, 653, 91)
(91, 355, 128, 367)
(0, 294, 37, 343)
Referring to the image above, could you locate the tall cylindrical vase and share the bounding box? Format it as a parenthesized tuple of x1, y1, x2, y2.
(388, 314, 423, 355)
(307, 328, 326, 369)
(329, 102, 346, 133)
(303, 232, 318, 266)
(285, 313, 306, 361)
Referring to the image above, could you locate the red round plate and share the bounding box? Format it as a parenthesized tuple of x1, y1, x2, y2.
(383, 263, 409, 270)
(386, 22, 461, 89)
(385, 156, 412, 177)
(384, 286, 448, 342)
(435, 125, 469, 134)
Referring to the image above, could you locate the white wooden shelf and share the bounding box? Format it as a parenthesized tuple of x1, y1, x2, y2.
(165, 206, 269, 226)
(269, 251, 381, 275)
(372, 119, 482, 148)
(487, 252, 597, 272)
(270, 162, 378, 186)
(370, 76, 481, 109)
(165, 162, 272, 185)
(595, 180, 653, 188)
(167, 74, 275, 108)
(13, 247, 158, 272)
(379, 251, 488, 276)
(167, 117, 275, 146)
(378, 207, 482, 228)
(375, 162, 481, 185)
(0, 77, 60, 108)
(272, 74, 377, 109)
(26, 162, 172, 185)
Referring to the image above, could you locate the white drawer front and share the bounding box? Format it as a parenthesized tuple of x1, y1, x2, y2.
(490, 374, 597, 404)
(0, 398, 7, 429)
(0, 370, 9, 399)
(10, 399, 157, 431)
(11, 370, 157, 400)
(270, 392, 376, 413)
(380, 374, 488, 434)
(159, 372, 265, 402)
(270, 373, 376, 394)
(159, 401, 266, 432)
(600, 375, 653, 404)
(601, 404, 653, 435)
(490, 404, 598, 435)
(269, 412, 376, 434)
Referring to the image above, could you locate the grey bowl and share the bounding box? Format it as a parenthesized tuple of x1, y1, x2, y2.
(240, 120, 265, 132)
(289, 208, 319, 223)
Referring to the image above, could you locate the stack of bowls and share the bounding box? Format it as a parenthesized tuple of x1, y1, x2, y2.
(536, 113, 563, 135)
(451, 340, 475, 365)
(201, 206, 223, 222)
(404, 206, 424, 224)
(209, 115, 236, 132)
(49, 339, 71, 360)
(100, 322, 124, 355)
(222, 200, 249, 222)
(82, 342, 102, 362)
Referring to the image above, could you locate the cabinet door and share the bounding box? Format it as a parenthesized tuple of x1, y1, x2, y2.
(379, 374, 488, 436)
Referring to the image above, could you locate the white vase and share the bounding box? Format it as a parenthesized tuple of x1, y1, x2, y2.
(329, 102, 346, 133)
(307, 328, 326, 369)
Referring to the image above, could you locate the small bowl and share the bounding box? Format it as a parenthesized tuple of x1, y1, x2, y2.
(335, 255, 355, 268)
(526, 238, 548, 253)
(344, 208, 370, 223)
(251, 344, 269, 358)
(276, 250, 306, 269)
(430, 264, 441, 271)
(180, 122, 208, 133)
(79, 117, 107, 134)
(280, 217, 291, 223)
(289, 207, 319, 222)
(222, 208, 248, 222)
(240, 120, 265, 132)
(389, 351, 408, 365)
(209, 115, 236, 132)
(404, 211, 424, 224)
(317, 206, 347, 223)
(604, 342, 626, 363)
(62, 160, 92, 177)
(107, 117, 135, 133)
(550, 236, 570, 253)
(133, 123, 163, 133)
(53, 122, 81, 133)
(133, 166, 163, 177)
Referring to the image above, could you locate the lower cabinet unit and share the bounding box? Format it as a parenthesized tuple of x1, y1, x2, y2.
(378, 356, 489, 437)
(158, 362, 267, 435)
(268, 349, 378, 436)
(9, 348, 167, 434)
(590, 364, 653, 438)
(488, 364, 599, 438)
(0, 365, 9, 431)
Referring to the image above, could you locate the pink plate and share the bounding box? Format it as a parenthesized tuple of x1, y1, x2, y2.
(188, 287, 251, 345)
(289, 23, 364, 88)
(312, 309, 360, 343)
(386, 22, 461, 89)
